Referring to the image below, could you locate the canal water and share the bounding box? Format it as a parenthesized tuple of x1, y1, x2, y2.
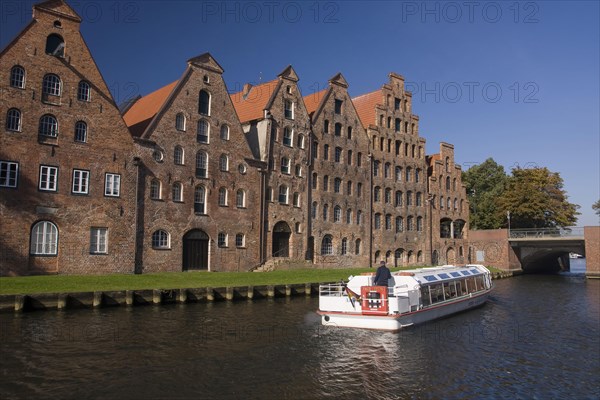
(1, 269, 598, 399)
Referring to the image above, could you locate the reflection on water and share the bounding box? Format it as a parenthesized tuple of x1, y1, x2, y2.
(1, 275, 599, 399)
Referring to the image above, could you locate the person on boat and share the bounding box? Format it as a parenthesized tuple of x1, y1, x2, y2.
(374, 260, 392, 286)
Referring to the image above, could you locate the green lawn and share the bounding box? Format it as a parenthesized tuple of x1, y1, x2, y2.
(0, 265, 505, 295)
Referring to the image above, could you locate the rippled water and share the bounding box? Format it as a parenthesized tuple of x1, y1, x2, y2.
(1, 273, 599, 399)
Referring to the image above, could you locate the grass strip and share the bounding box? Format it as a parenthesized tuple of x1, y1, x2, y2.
(0, 265, 504, 295)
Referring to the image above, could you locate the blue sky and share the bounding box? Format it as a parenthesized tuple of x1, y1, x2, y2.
(2, 0, 599, 226)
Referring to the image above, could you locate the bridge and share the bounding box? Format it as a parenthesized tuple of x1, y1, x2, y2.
(508, 227, 585, 272)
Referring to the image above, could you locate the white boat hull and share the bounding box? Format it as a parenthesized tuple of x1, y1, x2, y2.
(319, 290, 491, 332)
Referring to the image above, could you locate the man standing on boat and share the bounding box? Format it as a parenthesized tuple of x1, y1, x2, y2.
(374, 260, 392, 286)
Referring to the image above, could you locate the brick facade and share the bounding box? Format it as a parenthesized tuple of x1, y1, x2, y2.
(1, 0, 494, 276)
(0, 0, 136, 275)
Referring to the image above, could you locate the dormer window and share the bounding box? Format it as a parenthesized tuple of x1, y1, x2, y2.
(45, 34, 64, 57)
(284, 99, 294, 120)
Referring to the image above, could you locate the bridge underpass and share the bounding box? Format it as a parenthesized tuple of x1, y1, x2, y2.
(508, 228, 585, 272)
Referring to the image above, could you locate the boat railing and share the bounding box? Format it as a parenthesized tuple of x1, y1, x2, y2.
(319, 283, 346, 297)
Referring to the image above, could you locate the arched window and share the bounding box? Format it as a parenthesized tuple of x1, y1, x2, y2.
(374, 186, 381, 202)
(406, 167, 412, 182)
(395, 166, 402, 182)
(323, 204, 329, 221)
(42, 74, 61, 96)
(236, 234, 245, 248)
(218, 187, 228, 206)
(30, 221, 58, 255)
(278, 185, 288, 204)
(323, 144, 329, 160)
(194, 185, 206, 214)
(283, 127, 292, 146)
(323, 175, 329, 191)
(197, 120, 209, 143)
(74, 121, 87, 142)
(293, 192, 300, 207)
(395, 191, 403, 207)
(236, 189, 246, 208)
(174, 145, 184, 165)
(407, 216, 414, 231)
(335, 147, 342, 163)
(324, 119, 329, 134)
(347, 150, 353, 165)
(347, 126, 352, 139)
(355, 239, 361, 255)
(220, 124, 229, 140)
(284, 99, 294, 119)
(312, 202, 318, 219)
(346, 209, 352, 224)
(334, 206, 341, 222)
(45, 34, 64, 56)
(415, 169, 421, 183)
(385, 214, 392, 230)
(199, 90, 210, 115)
(453, 178, 457, 191)
(334, 123, 342, 136)
(281, 157, 290, 174)
(385, 188, 392, 204)
(220, 154, 229, 171)
(384, 163, 391, 178)
(297, 134, 305, 149)
(395, 118, 401, 132)
(295, 165, 302, 177)
(396, 216, 404, 232)
(374, 213, 381, 229)
(77, 81, 91, 101)
(334, 178, 341, 193)
(416, 192, 422, 206)
(6, 108, 21, 132)
(406, 191, 413, 206)
(176, 113, 186, 131)
(417, 216, 423, 231)
(346, 181, 352, 196)
(321, 235, 333, 255)
(39, 115, 58, 137)
(445, 157, 450, 172)
(196, 151, 208, 178)
(172, 182, 183, 202)
(150, 179, 161, 199)
(446, 176, 451, 191)
(10, 66, 25, 88)
(218, 232, 228, 247)
(341, 238, 348, 255)
(312, 172, 318, 189)
(357, 210, 362, 225)
(152, 230, 170, 249)
(373, 161, 380, 176)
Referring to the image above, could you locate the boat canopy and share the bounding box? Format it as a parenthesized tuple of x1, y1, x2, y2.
(398, 264, 489, 286)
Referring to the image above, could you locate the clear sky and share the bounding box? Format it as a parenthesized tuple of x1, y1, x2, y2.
(2, 0, 599, 226)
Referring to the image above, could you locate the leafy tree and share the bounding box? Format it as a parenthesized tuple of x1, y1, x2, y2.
(496, 167, 580, 228)
(593, 199, 600, 217)
(462, 158, 508, 229)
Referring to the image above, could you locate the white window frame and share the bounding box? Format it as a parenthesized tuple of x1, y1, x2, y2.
(0, 161, 19, 188)
(6, 108, 22, 132)
(236, 233, 245, 248)
(72, 169, 90, 194)
(236, 189, 246, 208)
(74, 121, 87, 143)
(218, 187, 228, 206)
(90, 227, 108, 254)
(39, 165, 58, 191)
(30, 221, 58, 255)
(152, 230, 170, 249)
(218, 232, 228, 248)
(77, 81, 91, 102)
(10, 66, 25, 89)
(105, 173, 121, 197)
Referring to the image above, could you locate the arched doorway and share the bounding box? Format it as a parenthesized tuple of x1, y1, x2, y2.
(272, 221, 291, 257)
(183, 229, 209, 271)
(446, 247, 456, 264)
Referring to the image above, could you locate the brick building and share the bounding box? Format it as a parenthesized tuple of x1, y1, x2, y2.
(122, 54, 262, 272)
(230, 66, 311, 267)
(353, 73, 429, 267)
(427, 143, 469, 265)
(1, 0, 474, 276)
(304, 73, 371, 268)
(0, 0, 136, 275)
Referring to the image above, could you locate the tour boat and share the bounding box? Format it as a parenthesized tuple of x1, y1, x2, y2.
(318, 264, 493, 331)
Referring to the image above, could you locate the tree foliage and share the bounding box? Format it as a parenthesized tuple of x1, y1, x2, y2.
(462, 158, 508, 229)
(593, 199, 600, 217)
(496, 167, 580, 228)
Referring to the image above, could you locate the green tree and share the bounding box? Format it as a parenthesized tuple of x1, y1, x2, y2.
(593, 199, 600, 217)
(496, 167, 580, 228)
(462, 158, 508, 229)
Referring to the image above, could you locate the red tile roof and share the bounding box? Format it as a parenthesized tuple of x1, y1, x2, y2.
(230, 78, 279, 123)
(123, 80, 178, 137)
(352, 90, 381, 129)
(303, 88, 328, 116)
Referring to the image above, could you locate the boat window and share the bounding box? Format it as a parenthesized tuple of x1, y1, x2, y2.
(456, 280, 466, 296)
(444, 281, 458, 299)
(466, 277, 477, 293)
(475, 276, 485, 291)
(461, 271, 471, 276)
(430, 284, 444, 303)
(421, 286, 431, 307)
(450, 272, 461, 278)
(438, 273, 450, 279)
(424, 275, 437, 282)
